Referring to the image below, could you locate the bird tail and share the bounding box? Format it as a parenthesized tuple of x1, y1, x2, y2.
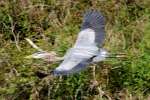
(81, 10, 105, 31)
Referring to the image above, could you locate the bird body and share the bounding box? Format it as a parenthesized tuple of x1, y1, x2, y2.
(25, 10, 107, 76)
(53, 10, 106, 75)
(26, 10, 126, 77)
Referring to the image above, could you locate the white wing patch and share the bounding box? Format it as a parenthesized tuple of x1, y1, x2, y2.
(74, 28, 95, 47)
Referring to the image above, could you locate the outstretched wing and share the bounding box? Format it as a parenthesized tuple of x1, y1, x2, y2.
(79, 10, 105, 47)
(53, 10, 105, 75)
(53, 56, 91, 75)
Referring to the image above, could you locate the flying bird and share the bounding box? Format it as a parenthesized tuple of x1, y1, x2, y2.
(26, 10, 111, 76)
(53, 10, 107, 75)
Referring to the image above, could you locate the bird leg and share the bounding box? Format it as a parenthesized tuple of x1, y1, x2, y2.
(107, 53, 127, 58)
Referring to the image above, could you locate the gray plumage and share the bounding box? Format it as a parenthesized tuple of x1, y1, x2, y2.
(53, 10, 106, 75)
(81, 10, 105, 47)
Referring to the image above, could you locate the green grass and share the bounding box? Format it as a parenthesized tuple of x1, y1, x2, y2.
(0, 0, 150, 99)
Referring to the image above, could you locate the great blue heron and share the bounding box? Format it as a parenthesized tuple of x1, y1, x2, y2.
(52, 10, 107, 75)
(26, 10, 124, 76)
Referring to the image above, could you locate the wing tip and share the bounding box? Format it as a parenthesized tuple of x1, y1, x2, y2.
(81, 9, 106, 46)
(81, 9, 105, 31)
(52, 69, 68, 76)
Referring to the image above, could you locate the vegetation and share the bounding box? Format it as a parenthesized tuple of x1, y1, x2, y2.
(0, 0, 150, 99)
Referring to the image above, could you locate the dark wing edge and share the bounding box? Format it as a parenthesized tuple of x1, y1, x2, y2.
(81, 10, 106, 46)
(52, 60, 90, 76)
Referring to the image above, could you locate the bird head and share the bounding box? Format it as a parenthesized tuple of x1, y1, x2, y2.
(25, 51, 63, 62)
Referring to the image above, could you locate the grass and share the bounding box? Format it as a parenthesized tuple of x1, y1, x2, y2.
(0, 0, 150, 100)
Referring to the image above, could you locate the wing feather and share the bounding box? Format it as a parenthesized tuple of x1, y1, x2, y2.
(81, 10, 105, 47)
(53, 10, 105, 75)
